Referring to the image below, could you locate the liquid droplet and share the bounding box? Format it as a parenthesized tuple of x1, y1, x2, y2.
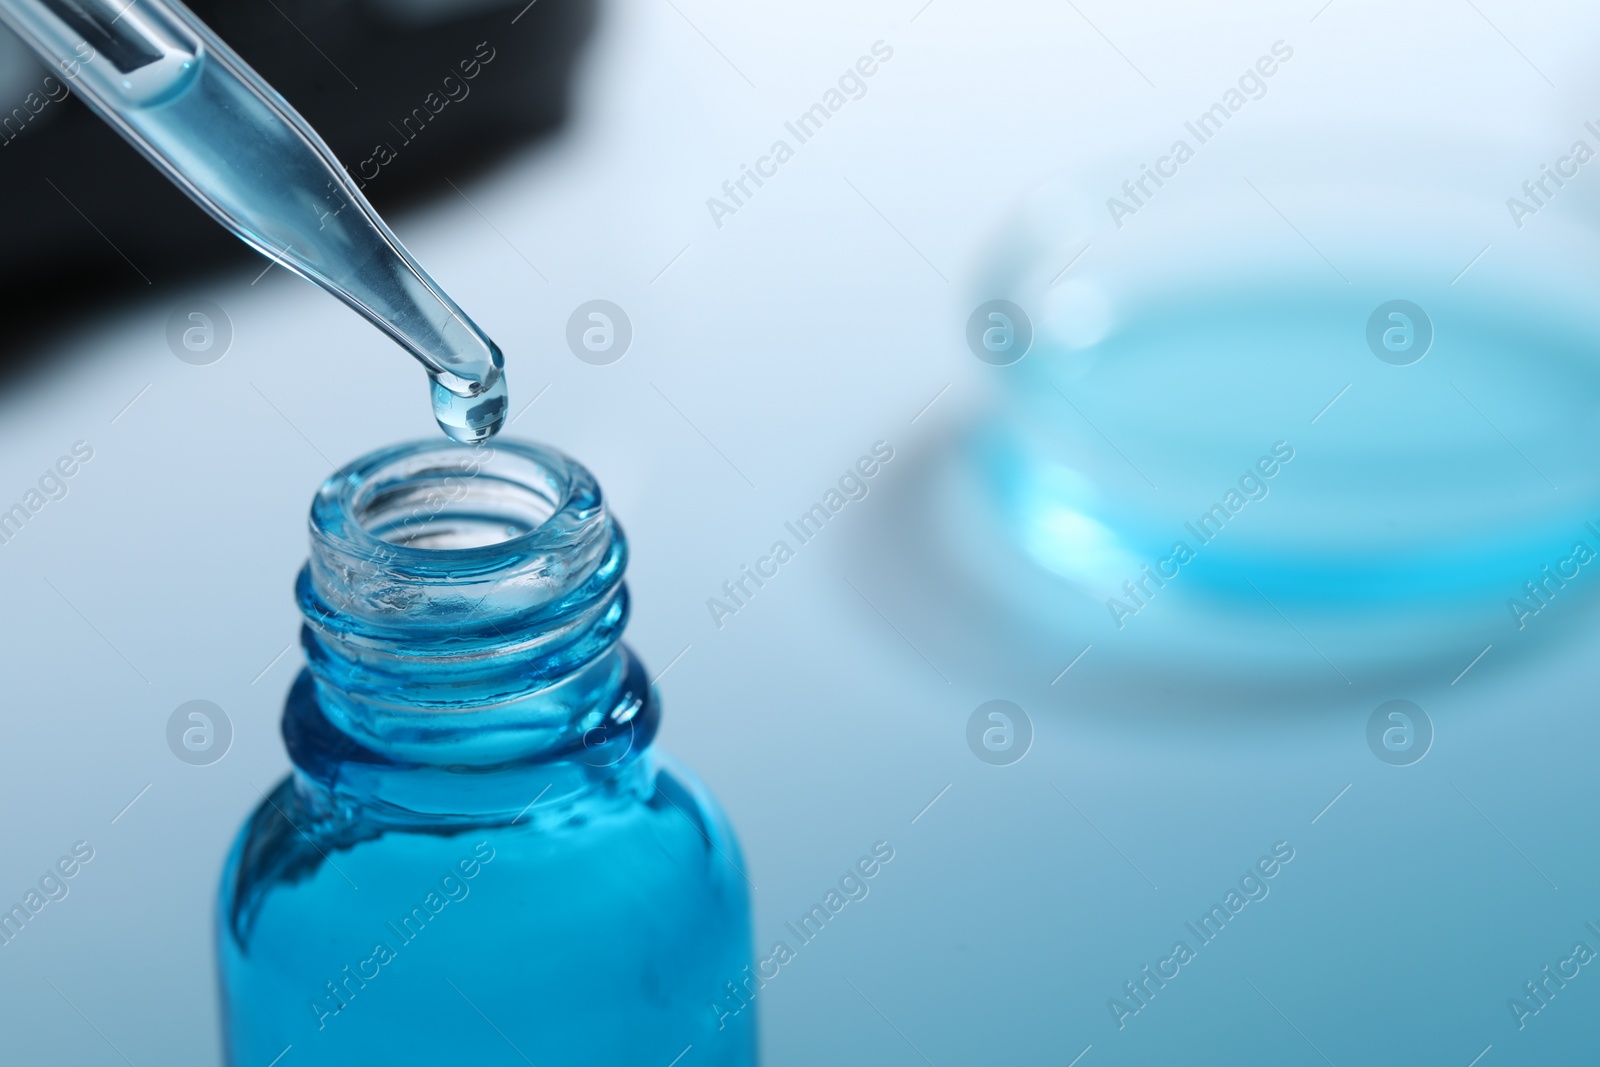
(431, 371, 508, 443)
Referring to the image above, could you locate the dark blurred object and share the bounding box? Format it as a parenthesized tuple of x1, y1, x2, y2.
(0, 0, 593, 352)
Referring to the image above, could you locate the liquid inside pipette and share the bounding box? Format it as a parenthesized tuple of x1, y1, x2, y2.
(0, 0, 510, 442)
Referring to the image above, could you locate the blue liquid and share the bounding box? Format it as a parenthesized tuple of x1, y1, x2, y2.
(70, 18, 507, 441)
(431, 370, 508, 445)
(217, 442, 754, 1064)
(972, 272, 1600, 665)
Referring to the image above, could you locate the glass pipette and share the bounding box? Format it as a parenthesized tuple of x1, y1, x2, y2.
(0, 0, 508, 442)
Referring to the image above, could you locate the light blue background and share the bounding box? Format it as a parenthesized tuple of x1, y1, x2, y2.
(3, 1, 1600, 1063)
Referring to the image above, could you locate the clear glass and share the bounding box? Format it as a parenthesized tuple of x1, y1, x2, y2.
(0, 0, 507, 441)
(216, 440, 755, 1065)
(952, 125, 1600, 684)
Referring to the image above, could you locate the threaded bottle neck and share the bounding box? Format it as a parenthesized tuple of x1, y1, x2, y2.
(291, 440, 651, 786)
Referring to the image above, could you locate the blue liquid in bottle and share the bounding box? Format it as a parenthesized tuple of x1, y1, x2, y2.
(217, 441, 755, 1064)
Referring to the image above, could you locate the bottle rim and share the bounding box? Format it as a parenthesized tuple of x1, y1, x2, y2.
(312, 437, 593, 565)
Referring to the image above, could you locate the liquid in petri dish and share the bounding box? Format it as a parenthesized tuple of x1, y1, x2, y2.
(961, 270, 1600, 671)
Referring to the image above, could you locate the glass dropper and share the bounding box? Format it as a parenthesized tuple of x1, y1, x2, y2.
(0, 0, 508, 442)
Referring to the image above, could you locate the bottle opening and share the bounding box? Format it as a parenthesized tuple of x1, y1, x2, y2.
(337, 441, 569, 555)
(306, 439, 621, 628)
(296, 439, 635, 769)
(355, 464, 560, 551)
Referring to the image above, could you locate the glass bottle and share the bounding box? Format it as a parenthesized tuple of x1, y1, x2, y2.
(217, 439, 756, 1065)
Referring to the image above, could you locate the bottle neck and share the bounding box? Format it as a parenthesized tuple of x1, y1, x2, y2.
(284, 439, 656, 822)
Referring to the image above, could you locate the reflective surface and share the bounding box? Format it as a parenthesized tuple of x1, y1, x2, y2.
(4, 3, 1600, 1065)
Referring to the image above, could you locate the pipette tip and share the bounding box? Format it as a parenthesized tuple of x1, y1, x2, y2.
(430, 369, 508, 444)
